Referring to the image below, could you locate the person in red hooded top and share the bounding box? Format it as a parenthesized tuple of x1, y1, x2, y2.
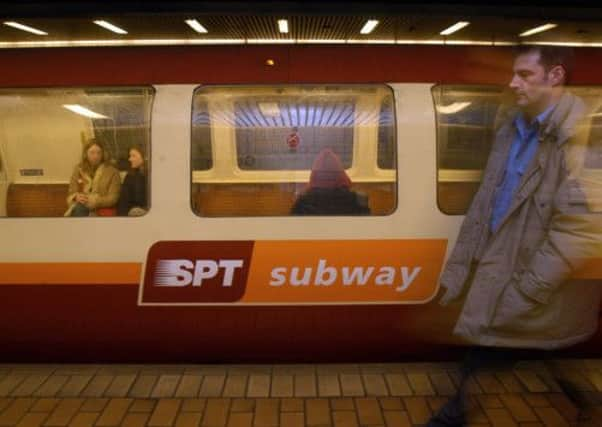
(291, 148, 370, 215)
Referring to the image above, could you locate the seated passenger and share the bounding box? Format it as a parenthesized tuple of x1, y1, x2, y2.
(291, 148, 370, 215)
(65, 138, 121, 217)
(117, 145, 148, 216)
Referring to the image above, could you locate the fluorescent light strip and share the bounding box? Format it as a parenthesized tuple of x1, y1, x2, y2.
(93, 20, 127, 35)
(519, 23, 557, 37)
(297, 39, 346, 44)
(440, 21, 470, 36)
(347, 39, 395, 44)
(247, 39, 295, 44)
(360, 20, 379, 35)
(63, 104, 108, 119)
(4, 21, 47, 36)
(278, 19, 289, 34)
(185, 19, 208, 34)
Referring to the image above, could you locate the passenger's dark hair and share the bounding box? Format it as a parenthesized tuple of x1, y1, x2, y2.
(514, 45, 575, 84)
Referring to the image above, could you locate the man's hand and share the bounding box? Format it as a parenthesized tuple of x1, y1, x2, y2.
(75, 193, 88, 205)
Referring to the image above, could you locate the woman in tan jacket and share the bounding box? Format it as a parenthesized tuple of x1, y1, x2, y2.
(65, 138, 121, 216)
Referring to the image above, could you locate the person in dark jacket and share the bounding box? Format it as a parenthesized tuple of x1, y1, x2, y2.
(291, 148, 370, 215)
(117, 146, 148, 216)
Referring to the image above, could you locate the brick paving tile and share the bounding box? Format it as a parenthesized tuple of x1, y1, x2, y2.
(79, 398, 108, 412)
(306, 398, 331, 426)
(151, 375, 182, 398)
(226, 412, 252, 427)
(199, 376, 226, 398)
(222, 376, 247, 398)
(66, 412, 99, 427)
(95, 398, 132, 426)
(280, 398, 303, 412)
(379, 397, 403, 411)
(175, 412, 202, 427)
(280, 412, 304, 427)
(254, 398, 279, 427)
(332, 411, 358, 427)
(181, 399, 207, 413)
(532, 407, 570, 427)
(521, 394, 549, 408)
(360, 364, 389, 375)
(201, 399, 230, 427)
(57, 376, 93, 398)
(363, 375, 389, 397)
(466, 397, 491, 424)
(80, 376, 113, 398)
(33, 376, 69, 397)
(339, 375, 365, 397)
(104, 375, 136, 398)
(402, 397, 431, 425)
(498, 394, 538, 423)
(227, 366, 270, 376)
(318, 375, 341, 397)
(544, 393, 579, 423)
(384, 374, 412, 397)
(407, 373, 435, 396)
(513, 371, 548, 393)
(120, 413, 150, 427)
(558, 370, 596, 391)
(230, 399, 255, 413)
(330, 398, 355, 411)
(475, 373, 507, 394)
(383, 410, 412, 427)
(129, 375, 158, 398)
(316, 365, 360, 375)
(12, 375, 51, 397)
(148, 398, 182, 427)
(466, 376, 485, 395)
(44, 398, 84, 426)
(356, 398, 384, 426)
(495, 372, 525, 393)
(0, 398, 11, 412)
(53, 366, 98, 377)
(0, 398, 35, 426)
(429, 372, 457, 396)
(128, 398, 156, 413)
(483, 408, 518, 427)
(176, 376, 204, 398)
(477, 395, 504, 409)
(30, 398, 59, 413)
(295, 375, 317, 398)
(517, 423, 543, 427)
(427, 397, 449, 413)
(271, 376, 293, 398)
(247, 376, 271, 398)
(14, 412, 48, 427)
(273, 365, 315, 376)
(0, 374, 27, 396)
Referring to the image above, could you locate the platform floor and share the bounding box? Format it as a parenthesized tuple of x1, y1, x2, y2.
(0, 361, 601, 426)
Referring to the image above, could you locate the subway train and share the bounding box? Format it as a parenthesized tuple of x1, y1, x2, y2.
(0, 44, 601, 362)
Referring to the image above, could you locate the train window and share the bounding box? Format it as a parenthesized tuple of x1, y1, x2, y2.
(191, 85, 396, 217)
(433, 85, 504, 215)
(0, 87, 153, 218)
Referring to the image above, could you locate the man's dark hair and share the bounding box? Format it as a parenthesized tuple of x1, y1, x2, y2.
(514, 45, 575, 84)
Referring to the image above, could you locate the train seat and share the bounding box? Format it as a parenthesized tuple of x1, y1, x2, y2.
(6, 183, 69, 217)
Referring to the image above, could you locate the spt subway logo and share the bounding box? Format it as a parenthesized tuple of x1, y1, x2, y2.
(138, 240, 447, 306)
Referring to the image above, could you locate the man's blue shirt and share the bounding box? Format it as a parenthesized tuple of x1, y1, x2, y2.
(490, 106, 554, 232)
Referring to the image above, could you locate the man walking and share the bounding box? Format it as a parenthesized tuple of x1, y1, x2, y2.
(430, 45, 602, 425)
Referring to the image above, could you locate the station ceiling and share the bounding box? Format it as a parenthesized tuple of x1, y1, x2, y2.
(0, 1, 601, 48)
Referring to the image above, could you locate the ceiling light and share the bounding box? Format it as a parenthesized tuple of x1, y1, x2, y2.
(360, 20, 379, 35)
(63, 105, 108, 119)
(93, 20, 127, 35)
(185, 19, 208, 34)
(440, 22, 470, 36)
(436, 102, 471, 114)
(247, 39, 294, 44)
(519, 23, 557, 37)
(278, 19, 289, 34)
(259, 102, 280, 117)
(3, 21, 47, 35)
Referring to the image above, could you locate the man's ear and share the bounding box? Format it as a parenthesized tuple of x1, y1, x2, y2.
(549, 65, 566, 86)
